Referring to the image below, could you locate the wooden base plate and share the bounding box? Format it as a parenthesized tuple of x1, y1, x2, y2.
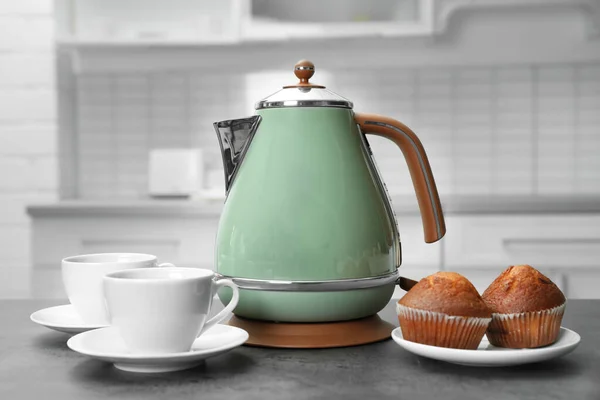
(227, 315, 395, 349)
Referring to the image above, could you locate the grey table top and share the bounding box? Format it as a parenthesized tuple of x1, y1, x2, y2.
(1, 299, 598, 400)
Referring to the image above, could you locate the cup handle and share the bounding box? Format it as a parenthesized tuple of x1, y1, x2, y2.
(157, 262, 176, 268)
(198, 279, 239, 337)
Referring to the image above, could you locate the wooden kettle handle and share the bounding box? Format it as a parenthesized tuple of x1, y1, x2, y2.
(355, 113, 446, 243)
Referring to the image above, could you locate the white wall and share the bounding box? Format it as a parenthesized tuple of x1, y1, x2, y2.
(0, 0, 57, 297)
(70, 62, 600, 199)
(64, 5, 600, 200)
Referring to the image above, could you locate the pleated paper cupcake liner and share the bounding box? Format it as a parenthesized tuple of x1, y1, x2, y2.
(396, 303, 492, 350)
(486, 302, 566, 349)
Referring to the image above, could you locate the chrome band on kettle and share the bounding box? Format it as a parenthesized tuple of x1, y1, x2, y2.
(215, 270, 399, 292)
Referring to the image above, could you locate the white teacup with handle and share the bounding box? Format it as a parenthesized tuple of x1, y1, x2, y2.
(103, 267, 240, 354)
(62, 253, 174, 325)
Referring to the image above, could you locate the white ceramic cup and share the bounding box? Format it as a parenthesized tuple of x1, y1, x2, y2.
(62, 253, 174, 325)
(103, 267, 240, 354)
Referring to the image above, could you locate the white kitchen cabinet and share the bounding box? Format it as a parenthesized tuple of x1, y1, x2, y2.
(30, 213, 219, 298)
(443, 215, 600, 298)
(444, 215, 600, 268)
(29, 210, 439, 268)
(565, 271, 600, 299)
(32, 216, 220, 269)
(28, 205, 441, 298)
(28, 203, 600, 299)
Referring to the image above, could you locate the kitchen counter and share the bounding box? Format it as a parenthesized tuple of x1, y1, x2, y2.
(26, 195, 600, 218)
(3, 299, 597, 400)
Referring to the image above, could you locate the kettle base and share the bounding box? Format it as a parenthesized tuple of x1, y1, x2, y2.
(227, 314, 395, 349)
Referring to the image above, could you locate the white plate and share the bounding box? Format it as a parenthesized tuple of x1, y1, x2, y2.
(30, 304, 107, 334)
(67, 324, 249, 373)
(391, 327, 580, 367)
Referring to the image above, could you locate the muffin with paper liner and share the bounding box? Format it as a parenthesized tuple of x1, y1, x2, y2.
(397, 272, 492, 349)
(482, 265, 566, 349)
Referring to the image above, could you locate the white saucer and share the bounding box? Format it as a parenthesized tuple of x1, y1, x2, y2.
(67, 324, 249, 373)
(30, 304, 107, 334)
(391, 327, 580, 367)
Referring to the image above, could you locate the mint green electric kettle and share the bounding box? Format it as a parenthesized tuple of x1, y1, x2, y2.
(214, 60, 445, 323)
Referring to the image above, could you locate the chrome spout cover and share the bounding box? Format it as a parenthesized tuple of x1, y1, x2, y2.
(213, 115, 261, 194)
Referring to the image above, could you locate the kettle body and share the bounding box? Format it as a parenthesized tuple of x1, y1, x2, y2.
(214, 61, 445, 322)
(216, 107, 398, 322)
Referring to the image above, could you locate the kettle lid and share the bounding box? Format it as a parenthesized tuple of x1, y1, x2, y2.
(255, 60, 353, 110)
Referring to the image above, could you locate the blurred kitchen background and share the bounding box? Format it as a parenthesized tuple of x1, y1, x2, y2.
(1, 0, 599, 299)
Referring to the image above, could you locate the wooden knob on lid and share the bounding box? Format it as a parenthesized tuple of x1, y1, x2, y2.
(294, 60, 315, 84)
(283, 60, 325, 89)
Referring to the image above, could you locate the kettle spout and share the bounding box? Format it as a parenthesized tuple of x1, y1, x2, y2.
(214, 116, 261, 194)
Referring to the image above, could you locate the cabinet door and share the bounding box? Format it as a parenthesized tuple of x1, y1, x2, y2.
(444, 215, 600, 268)
(32, 216, 220, 269)
(565, 271, 600, 299)
(31, 216, 220, 298)
(443, 215, 600, 298)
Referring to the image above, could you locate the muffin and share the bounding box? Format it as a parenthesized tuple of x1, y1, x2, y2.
(482, 265, 566, 349)
(397, 272, 492, 349)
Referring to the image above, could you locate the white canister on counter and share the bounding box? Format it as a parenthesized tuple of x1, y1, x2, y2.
(148, 148, 204, 197)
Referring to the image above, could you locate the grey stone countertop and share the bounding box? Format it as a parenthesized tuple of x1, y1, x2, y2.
(2, 299, 598, 400)
(26, 195, 600, 218)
